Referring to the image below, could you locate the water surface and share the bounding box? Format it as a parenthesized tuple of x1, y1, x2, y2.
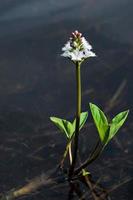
(0, 1, 132, 199)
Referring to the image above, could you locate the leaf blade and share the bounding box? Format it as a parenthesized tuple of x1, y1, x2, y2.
(50, 117, 74, 139)
(79, 111, 88, 130)
(72, 111, 88, 133)
(89, 103, 109, 144)
(108, 110, 129, 142)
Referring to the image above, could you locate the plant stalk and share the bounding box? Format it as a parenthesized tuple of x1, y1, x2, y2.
(68, 142, 72, 165)
(59, 140, 72, 168)
(74, 145, 103, 176)
(69, 61, 81, 178)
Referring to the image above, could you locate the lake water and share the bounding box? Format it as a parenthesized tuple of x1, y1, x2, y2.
(0, 1, 132, 199)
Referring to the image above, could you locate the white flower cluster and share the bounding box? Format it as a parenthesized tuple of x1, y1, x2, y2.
(61, 30, 96, 62)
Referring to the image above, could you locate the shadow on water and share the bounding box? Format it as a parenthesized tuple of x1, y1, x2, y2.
(0, 1, 133, 200)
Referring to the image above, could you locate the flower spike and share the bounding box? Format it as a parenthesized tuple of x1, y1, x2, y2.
(61, 30, 96, 62)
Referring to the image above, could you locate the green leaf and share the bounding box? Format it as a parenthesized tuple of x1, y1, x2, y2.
(82, 169, 90, 176)
(72, 111, 88, 131)
(89, 103, 109, 144)
(108, 110, 129, 143)
(89, 103, 129, 146)
(50, 117, 74, 139)
(50, 112, 88, 140)
(79, 111, 89, 130)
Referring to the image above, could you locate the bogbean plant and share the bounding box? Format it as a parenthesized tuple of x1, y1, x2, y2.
(50, 30, 129, 181)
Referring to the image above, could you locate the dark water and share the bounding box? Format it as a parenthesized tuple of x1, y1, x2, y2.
(0, 1, 133, 199)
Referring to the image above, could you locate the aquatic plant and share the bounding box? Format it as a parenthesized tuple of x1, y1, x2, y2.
(50, 30, 129, 193)
(0, 30, 129, 200)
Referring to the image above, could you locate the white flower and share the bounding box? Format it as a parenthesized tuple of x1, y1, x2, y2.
(69, 49, 85, 61)
(61, 30, 96, 62)
(84, 49, 96, 58)
(62, 42, 72, 51)
(81, 37, 92, 51)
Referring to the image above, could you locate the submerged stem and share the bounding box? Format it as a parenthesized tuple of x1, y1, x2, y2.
(74, 144, 103, 176)
(69, 61, 81, 178)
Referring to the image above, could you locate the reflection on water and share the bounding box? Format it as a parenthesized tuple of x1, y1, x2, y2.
(0, 1, 133, 200)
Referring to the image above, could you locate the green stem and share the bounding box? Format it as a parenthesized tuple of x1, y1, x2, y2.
(59, 140, 72, 168)
(69, 61, 81, 178)
(68, 142, 72, 165)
